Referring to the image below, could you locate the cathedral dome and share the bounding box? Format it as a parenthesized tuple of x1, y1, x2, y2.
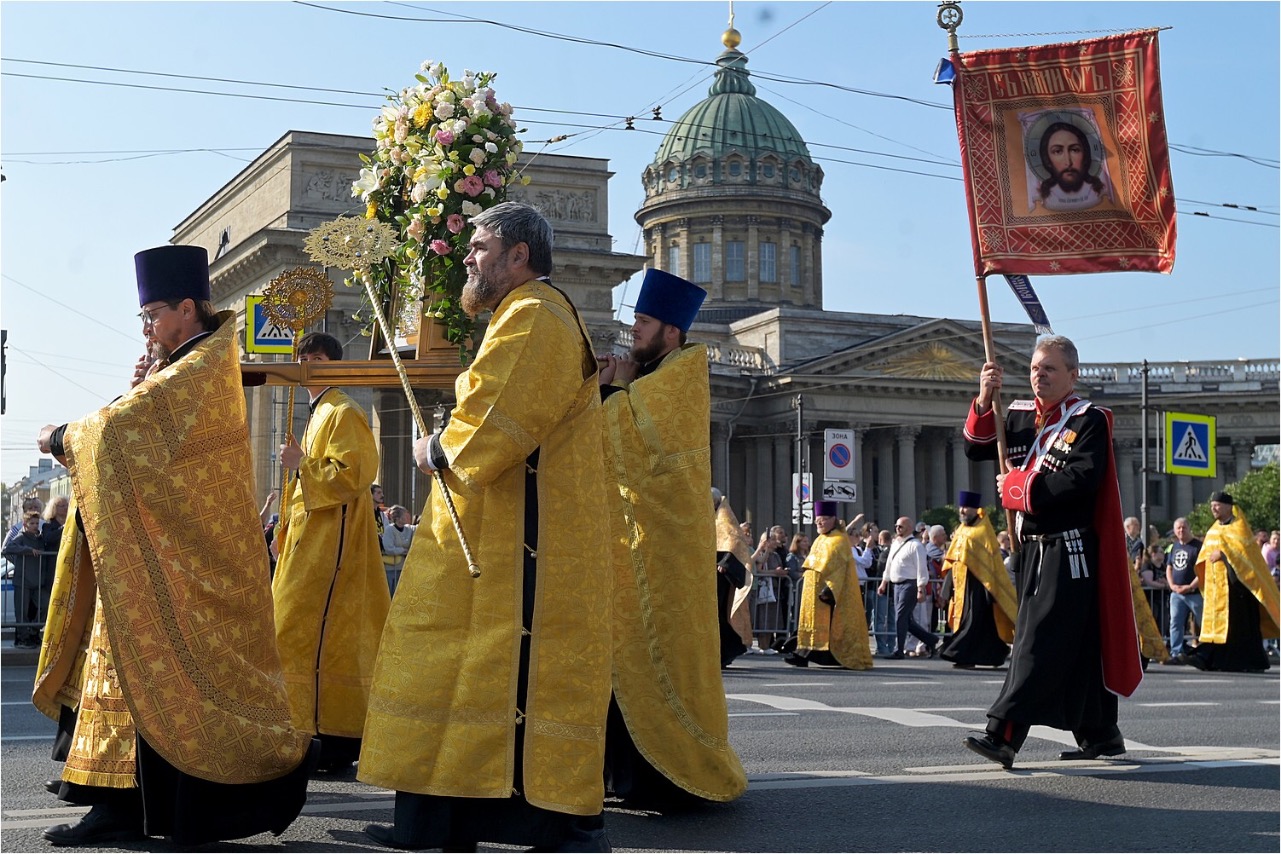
(652, 46, 814, 173)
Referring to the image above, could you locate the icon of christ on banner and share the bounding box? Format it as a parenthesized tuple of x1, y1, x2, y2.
(1020, 108, 1116, 214)
(952, 29, 1176, 276)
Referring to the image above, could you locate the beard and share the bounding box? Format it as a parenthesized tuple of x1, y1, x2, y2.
(461, 269, 506, 318)
(148, 338, 172, 364)
(630, 331, 668, 365)
(1053, 168, 1086, 193)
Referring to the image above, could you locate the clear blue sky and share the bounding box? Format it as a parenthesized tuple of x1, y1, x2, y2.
(3, 1, 1278, 484)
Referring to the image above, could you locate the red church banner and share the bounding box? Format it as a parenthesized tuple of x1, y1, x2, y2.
(953, 30, 1176, 277)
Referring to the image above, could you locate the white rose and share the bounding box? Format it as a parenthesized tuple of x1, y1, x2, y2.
(461, 201, 483, 216)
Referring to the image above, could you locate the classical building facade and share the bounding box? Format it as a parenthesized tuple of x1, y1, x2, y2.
(168, 37, 1278, 533)
(176, 131, 645, 506)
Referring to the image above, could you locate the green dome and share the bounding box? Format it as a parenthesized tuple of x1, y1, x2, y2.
(653, 47, 813, 167)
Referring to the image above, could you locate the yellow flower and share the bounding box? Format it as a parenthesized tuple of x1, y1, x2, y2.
(413, 164, 429, 182)
(366, 201, 378, 219)
(520, 175, 532, 186)
(427, 206, 442, 218)
(435, 186, 450, 200)
(462, 164, 476, 176)
(413, 103, 432, 128)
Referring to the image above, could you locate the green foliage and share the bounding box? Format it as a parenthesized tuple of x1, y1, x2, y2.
(920, 505, 959, 533)
(1186, 462, 1279, 537)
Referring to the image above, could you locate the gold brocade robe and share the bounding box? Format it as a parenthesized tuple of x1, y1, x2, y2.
(34, 316, 309, 786)
(360, 282, 612, 816)
(1197, 509, 1281, 642)
(602, 344, 747, 802)
(272, 389, 390, 738)
(943, 510, 1017, 643)
(797, 531, 873, 670)
(718, 499, 755, 646)
(1129, 568, 1170, 662)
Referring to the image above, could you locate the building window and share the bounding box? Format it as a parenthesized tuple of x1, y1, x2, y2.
(694, 163, 707, 179)
(725, 240, 745, 281)
(668, 244, 680, 275)
(667, 166, 678, 182)
(762, 163, 775, 179)
(760, 242, 777, 282)
(789, 245, 801, 287)
(728, 161, 742, 178)
(693, 243, 712, 283)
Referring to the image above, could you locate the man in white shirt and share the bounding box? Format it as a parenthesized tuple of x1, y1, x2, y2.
(877, 516, 941, 660)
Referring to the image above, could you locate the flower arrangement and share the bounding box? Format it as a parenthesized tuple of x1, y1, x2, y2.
(351, 60, 525, 359)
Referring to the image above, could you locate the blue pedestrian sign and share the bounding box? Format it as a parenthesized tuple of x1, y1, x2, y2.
(245, 295, 295, 355)
(1165, 411, 1216, 478)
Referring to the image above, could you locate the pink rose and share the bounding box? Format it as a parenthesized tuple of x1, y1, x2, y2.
(430, 239, 451, 256)
(447, 214, 465, 234)
(482, 169, 503, 188)
(407, 219, 426, 242)
(435, 129, 455, 145)
(460, 175, 485, 197)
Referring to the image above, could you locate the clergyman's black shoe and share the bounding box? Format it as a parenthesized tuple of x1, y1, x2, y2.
(364, 823, 428, 851)
(1059, 735, 1126, 761)
(43, 804, 144, 847)
(963, 734, 1016, 769)
(783, 654, 809, 667)
(44, 779, 61, 795)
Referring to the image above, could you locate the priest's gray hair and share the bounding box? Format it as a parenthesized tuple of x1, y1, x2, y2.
(471, 201, 554, 276)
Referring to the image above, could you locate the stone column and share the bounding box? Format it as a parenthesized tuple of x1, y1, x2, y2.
(1115, 439, 1138, 518)
(927, 430, 948, 509)
(850, 423, 868, 518)
(876, 433, 895, 528)
(801, 224, 816, 307)
(711, 422, 729, 494)
(710, 216, 724, 299)
(746, 215, 760, 301)
(896, 426, 919, 519)
(1231, 438, 1255, 482)
(949, 432, 970, 503)
(773, 432, 792, 532)
(743, 435, 759, 525)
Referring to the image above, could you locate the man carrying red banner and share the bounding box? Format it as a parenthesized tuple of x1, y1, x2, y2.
(961, 335, 1141, 769)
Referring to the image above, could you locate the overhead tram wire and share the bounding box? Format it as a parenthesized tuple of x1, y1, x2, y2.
(4, 77, 1276, 224)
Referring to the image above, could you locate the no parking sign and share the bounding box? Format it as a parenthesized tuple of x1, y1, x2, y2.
(824, 428, 855, 483)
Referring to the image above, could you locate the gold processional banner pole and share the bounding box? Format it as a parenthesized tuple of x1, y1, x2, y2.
(939, 1, 1019, 547)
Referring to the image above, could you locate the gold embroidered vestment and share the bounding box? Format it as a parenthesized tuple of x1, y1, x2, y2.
(602, 344, 747, 802)
(35, 317, 310, 786)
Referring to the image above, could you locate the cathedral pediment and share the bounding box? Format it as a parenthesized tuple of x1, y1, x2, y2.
(783, 318, 1024, 383)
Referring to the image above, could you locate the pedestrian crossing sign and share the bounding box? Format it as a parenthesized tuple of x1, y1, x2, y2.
(245, 295, 295, 355)
(1164, 411, 1216, 478)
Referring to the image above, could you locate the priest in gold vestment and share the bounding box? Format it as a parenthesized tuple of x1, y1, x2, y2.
(597, 269, 747, 808)
(1186, 492, 1280, 672)
(361, 203, 613, 852)
(33, 245, 315, 847)
(785, 502, 874, 670)
(272, 331, 391, 774)
(938, 492, 1017, 669)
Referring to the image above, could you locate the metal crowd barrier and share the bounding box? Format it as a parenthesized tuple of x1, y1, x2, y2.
(1, 551, 56, 648)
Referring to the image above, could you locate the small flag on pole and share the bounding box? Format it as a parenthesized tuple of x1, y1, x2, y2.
(950, 30, 1177, 277)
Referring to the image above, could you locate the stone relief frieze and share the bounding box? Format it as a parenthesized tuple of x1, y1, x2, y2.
(512, 188, 597, 223)
(302, 169, 357, 204)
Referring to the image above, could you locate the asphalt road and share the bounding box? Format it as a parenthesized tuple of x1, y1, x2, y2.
(2, 655, 1277, 852)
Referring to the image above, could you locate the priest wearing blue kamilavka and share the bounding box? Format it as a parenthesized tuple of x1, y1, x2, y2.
(597, 268, 747, 808)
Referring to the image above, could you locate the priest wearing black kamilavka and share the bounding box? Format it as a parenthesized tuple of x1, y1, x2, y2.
(33, 245, 317, 847)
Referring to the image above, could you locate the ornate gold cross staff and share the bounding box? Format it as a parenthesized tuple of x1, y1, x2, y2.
(262, 266, 334, 478)
(305, 216, 481, 579)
